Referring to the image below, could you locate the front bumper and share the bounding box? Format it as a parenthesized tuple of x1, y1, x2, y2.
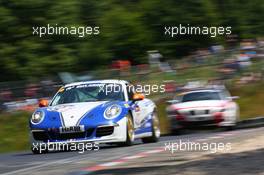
(30, 117, 127, 145)
(169, 114, 236, 129)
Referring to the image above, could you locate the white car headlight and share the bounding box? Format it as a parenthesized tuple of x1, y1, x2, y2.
(31, 111, 45, 124)
(104, 105, 122, 119)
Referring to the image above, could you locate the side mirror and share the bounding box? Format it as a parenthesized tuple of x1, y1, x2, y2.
(132, 93, 145, 101)
(166, 100, 179, 105)
(39, 99, 49, 107)
(227, 96, 239, 101)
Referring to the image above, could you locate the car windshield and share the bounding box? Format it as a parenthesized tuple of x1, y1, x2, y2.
(181, 91, 221, 102)
(50, 83, 124, 106)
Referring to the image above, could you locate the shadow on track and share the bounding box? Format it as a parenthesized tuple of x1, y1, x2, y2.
(82, 148, 264, 175)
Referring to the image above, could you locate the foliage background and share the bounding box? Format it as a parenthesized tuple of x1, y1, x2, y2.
(0, 0, 264, 81)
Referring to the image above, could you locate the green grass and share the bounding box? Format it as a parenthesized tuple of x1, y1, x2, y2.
(0, 112, 30, 153)
(230, 83, 264, 120)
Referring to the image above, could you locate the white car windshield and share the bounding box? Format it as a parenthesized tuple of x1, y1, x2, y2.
(182, 91, 221, 102)
(50, 83, 124, 106)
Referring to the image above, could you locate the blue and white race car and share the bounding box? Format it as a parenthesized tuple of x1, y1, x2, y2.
(29, 80, 160, 153)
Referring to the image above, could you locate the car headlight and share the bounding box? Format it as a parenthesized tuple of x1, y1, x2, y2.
(31, 111, 45, 124)
(104, 105, 122, 119)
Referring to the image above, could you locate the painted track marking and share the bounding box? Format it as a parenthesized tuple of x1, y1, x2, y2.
(81, 148, 164, 174)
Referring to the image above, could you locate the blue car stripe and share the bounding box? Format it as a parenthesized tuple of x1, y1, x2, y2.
(76, 101, 108, 126)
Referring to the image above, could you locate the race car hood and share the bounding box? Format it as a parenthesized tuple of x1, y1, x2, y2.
(170, 100, 226, 111)
(47, 102, 107, 127)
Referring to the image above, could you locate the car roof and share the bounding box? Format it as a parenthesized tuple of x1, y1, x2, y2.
(64, 79, 129, 87)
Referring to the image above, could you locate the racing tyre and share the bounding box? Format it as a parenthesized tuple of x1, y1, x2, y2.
(124, 114, 135, 146)
(221, 124, 236, 131)
(142, 111, 160, 143)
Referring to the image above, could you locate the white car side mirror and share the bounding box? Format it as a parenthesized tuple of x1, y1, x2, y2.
(166, 100, 179, 104)
(227, 96, 239, 100)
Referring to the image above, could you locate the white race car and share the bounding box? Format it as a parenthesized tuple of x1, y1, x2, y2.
(29, 80, 160, 153)
(167, 88, 239, 132)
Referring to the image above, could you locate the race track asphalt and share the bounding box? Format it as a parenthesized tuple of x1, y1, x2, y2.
(0, 127, 263, 175)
